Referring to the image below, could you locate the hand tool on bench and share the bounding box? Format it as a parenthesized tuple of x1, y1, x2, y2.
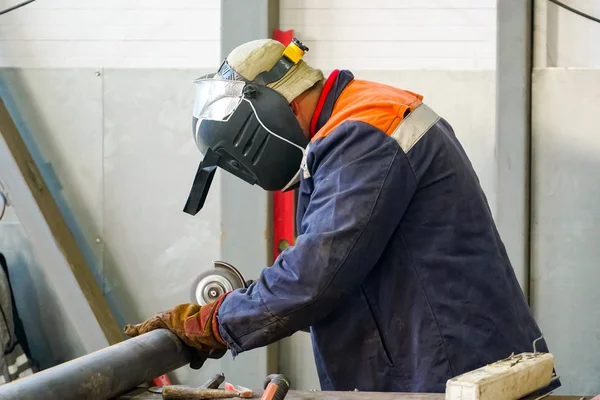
(261, 374, 291, 400)
(159, 373, 253, 400)
(149, 373, 225, 398)
(160, 373, 284, 400)
(224, 382, 253, 398)
(161, 388, 244, 400)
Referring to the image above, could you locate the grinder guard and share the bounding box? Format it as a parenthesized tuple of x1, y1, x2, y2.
(191, 261, 248, 305)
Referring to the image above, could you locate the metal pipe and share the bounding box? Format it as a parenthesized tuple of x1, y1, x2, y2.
(0, 329, 192, 400)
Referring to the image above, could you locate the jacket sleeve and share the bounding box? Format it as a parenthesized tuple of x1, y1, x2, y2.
(216, 121, 418, 355)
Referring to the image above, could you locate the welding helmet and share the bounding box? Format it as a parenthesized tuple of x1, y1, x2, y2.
(183, 38, 324, 216)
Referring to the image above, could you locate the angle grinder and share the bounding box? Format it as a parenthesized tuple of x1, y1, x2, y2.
(191, 261, 249, 305)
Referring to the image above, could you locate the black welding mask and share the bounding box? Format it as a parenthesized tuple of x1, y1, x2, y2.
(183, 39, 311, 216)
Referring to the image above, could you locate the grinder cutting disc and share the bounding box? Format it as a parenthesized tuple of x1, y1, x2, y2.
(191, 261, 247, 305)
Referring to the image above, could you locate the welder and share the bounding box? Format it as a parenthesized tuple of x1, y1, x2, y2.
(124, 38, 551, 393)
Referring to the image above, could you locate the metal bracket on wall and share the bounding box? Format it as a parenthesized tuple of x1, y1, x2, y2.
(0, 96, 123, 348)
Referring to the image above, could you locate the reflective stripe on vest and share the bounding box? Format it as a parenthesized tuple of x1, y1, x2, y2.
(391, 103, 440, 153)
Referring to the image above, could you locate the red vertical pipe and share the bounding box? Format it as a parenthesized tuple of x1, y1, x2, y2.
(272, 30, 297, 260)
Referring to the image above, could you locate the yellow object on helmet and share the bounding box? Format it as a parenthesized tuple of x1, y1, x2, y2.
(218, 38, 324, 104)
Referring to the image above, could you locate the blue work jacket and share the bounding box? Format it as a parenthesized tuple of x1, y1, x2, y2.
(217, 70, 551, 393)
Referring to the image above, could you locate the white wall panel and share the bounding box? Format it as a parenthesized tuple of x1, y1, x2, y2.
(0, 0, 221, 68)
(280, 0, 496, 70)
(287, 25, 494, 42)
(0, 68, 107, 368)
(0, 69, 104, 275)
(531, 68, 600, 396)
(544, 0, 600, 68)
(282, 0, 495, 7)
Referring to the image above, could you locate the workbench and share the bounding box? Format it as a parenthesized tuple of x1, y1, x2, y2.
(118, 388, 591, 400)
(0, 330, 590, 400)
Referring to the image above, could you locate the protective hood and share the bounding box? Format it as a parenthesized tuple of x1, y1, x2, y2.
(183, 76, 308, 216)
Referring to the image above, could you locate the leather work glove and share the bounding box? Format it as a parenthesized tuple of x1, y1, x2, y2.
(123, 295, 228, 369)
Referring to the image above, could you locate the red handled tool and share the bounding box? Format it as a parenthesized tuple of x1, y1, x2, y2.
(261, 374, 291, 400)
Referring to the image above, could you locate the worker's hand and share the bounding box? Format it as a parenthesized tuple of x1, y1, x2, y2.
(123, 295, 228, 354)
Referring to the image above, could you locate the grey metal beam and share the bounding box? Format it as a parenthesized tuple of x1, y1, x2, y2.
(221, 0, 278, 54)
(495, 0, 533, 296)
(219, 0, 280, 384)
(533, 0, 549, 68)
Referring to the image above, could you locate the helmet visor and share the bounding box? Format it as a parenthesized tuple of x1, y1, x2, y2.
(192, 77, 246, 122)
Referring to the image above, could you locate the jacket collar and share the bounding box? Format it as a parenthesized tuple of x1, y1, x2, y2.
(309, 69, 355, 138)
